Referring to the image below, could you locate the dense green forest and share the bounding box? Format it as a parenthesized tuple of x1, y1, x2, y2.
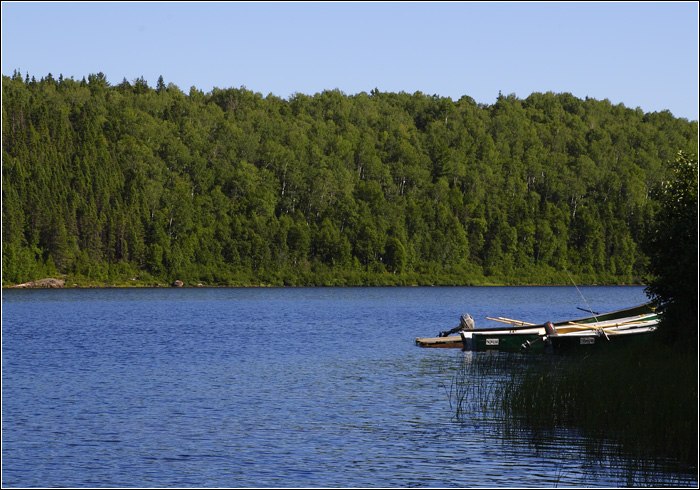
(2, 71, 698, 286)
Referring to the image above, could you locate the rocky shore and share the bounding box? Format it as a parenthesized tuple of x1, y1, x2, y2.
(10, 278, 66, 288)
(5, 278, 194, 288)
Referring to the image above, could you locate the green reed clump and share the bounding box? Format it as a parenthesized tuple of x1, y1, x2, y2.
(498, 340, 698, 467)
(446, 352, 528, 423)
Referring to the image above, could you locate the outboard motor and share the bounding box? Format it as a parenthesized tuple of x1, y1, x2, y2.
(459, 314, 475, 330)
(439, 313, 475, 337)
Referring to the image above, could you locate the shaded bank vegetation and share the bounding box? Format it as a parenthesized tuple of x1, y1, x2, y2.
(643, 151, 698, 342)
(2, 72, 698, 286)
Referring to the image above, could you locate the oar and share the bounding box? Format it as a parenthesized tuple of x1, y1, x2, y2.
(567, 320, 655, 330)
(498, 317, 537, 326)
(566, 322, 621, 335)
(486, 317, 537, 326)
(587, 318, 657, 329)
(571, 313, 657, 328)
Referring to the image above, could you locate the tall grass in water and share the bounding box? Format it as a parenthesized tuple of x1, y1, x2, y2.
(446, 351, 528, 423)
(498, 339, 698, 469)
(446, 345, 697, 485)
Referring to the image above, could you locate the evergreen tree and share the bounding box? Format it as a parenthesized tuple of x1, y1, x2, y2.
(156, 75, 166, 94)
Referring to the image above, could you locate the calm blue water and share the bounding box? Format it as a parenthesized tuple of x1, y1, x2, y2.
(2, 286, 696, 487)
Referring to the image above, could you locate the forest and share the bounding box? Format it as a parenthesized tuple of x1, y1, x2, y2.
(2, 71, 698, 287)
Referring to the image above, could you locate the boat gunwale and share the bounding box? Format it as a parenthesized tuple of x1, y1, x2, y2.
(466, 303, 657, 333)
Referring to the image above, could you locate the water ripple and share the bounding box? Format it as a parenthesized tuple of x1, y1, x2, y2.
(3, 287, 695, 487)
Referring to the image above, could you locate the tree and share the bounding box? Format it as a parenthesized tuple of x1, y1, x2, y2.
(133, 76, 149, 95)
(156, 75, 166, 94)
(385, 236, 407, 273)
(644, 151, 698, 343)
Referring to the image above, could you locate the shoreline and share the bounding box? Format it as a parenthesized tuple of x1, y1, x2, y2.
(3, 278, 648, 289)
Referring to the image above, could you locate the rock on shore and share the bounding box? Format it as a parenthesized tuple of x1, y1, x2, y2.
(11, 278, 66, 288)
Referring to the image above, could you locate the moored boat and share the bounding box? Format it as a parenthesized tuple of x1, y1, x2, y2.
(416, 302, 660, 353)
(531, 313, 660, 354)
(416, 313, 542, 349)
(543, 325, 658, 353)
(459, 320, 622, 353)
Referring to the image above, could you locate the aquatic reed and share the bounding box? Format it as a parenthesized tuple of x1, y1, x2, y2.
(446, 352, 530, 423)
(444, 346, 697, 484)
(496, 341, 698, 468)
(445, 345, 697, 485)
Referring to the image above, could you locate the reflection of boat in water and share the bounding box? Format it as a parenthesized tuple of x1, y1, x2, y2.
(416, 303, 659, 353)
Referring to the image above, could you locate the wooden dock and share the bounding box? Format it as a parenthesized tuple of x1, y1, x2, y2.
(415, 335, 463, 348)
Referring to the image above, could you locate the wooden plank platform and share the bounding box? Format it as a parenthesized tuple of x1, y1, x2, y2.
(415, 335, 463, 348)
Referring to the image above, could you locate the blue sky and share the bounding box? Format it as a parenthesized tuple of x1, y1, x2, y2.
(2, 2, 698, 120)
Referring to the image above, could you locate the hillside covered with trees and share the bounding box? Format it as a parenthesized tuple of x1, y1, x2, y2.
(2, 72, 698, 286)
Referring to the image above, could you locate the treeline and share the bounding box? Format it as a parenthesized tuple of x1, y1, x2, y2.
(2, 71, 698, 286)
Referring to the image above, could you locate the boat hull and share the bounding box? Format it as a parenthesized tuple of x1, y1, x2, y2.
(462, 329, 545, 352)
(545, 326, 658, 354)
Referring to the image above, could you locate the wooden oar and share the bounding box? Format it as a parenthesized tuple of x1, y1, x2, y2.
(556, 325, 600, 334)
(571, 314, 657, 329)
(486, 317, 537, 326)
(498, 317, 537, 326)
(566, 322, 621, 335)
(568, 319, 657, 330)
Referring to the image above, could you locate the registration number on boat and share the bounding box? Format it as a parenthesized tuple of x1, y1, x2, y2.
(486, 339, 499, 346)
(580, 337, 595, 345)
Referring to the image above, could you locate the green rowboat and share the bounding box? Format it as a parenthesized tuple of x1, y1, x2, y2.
(461, 303, 659, 353)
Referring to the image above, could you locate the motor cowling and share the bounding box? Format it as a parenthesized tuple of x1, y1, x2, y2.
(460, 314, 475, 330)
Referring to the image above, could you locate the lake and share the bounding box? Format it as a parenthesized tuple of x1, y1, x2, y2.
(2, 286, 696, 487)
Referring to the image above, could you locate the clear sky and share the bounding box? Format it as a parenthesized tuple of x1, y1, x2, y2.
(2, 1, 698, 121)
